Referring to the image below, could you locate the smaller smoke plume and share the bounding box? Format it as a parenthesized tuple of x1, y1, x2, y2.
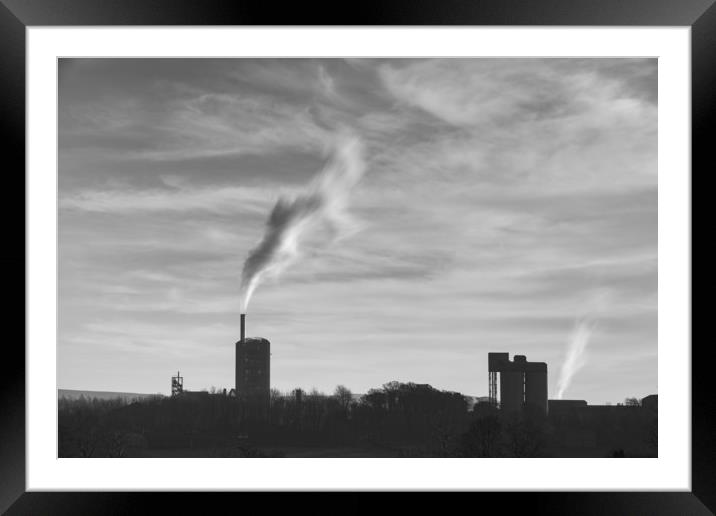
(239, 133, 365, 312)
(555, 317, 596, 400)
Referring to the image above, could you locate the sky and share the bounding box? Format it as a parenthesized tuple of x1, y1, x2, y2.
(58, 58, 657, 403)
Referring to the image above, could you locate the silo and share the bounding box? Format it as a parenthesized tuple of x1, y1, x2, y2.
(235, 337, 271, 411)
(488, 352, 510, 406)
(525, 364, 548, 415)
(489, 352, 549, 414)
(500, 370, 524, 412)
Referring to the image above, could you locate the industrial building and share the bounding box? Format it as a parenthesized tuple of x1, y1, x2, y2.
(235, 313, 270, 410)
(169, 371, 212, 399)
(548, 399, 587, 415)
(488, 352, 548, 414)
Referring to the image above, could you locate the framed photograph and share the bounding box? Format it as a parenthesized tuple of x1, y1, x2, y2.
(3, 0, 711, 513)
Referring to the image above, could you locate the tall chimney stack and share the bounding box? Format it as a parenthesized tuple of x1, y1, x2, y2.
(240, 313, 246, 343)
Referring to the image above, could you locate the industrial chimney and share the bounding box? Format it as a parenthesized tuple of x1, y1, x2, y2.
(235, 313, 270, 417)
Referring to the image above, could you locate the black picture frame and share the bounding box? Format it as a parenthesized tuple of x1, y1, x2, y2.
(1, 1, 710, 513)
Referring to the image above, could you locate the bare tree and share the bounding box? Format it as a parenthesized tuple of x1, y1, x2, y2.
(333, 385, 353, 412)
(460, 411, 502, 457)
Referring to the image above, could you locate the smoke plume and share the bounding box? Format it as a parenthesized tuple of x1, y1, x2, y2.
(555, 317, 596, 399)
(239, 133, 365, 312)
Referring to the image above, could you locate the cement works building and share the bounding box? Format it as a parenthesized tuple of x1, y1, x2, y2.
(235, 337, 270, 406)
(235, 314, 271, 411)
(488, 352, 548, 414)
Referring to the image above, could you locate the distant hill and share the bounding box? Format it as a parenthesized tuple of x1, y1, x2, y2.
(58, 389, 163, 402)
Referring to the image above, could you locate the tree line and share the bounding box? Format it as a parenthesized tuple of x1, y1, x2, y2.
(58, 383, 656, 458)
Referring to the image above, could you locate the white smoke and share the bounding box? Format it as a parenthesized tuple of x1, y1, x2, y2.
(555, 317, 596, 400)
(239, 132, 365, 312)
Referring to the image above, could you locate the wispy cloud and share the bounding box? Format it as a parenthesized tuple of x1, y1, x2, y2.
(60, 184, 275, 215)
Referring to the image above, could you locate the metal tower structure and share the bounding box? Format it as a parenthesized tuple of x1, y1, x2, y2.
(171, 371, 184, 397)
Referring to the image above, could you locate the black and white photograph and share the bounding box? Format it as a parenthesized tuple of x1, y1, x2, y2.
(57, 57, 658, 459)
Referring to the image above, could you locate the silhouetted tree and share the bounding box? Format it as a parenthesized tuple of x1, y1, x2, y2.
(646, 409, 658, 455)
(361, 389, 387, 412)
(504, 412, 544, 457)
(647, 421, 657, 453)
(459, 408, 502, 457)
(333, 385, 353, 413)
(57, 381, 655, 457)
(105, 431, 127, 458)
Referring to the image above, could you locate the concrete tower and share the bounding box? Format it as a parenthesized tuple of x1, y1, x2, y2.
(236, 314, 270, 411)
(488, 352, 548, 415)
